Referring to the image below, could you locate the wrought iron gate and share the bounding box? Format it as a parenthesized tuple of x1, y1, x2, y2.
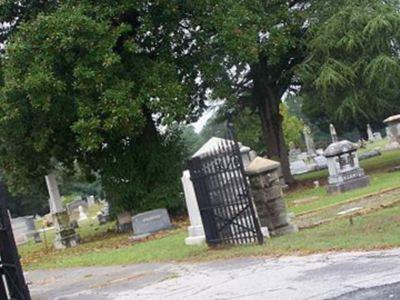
(188, 125, 263, 246)
(0, 183, 31, 300)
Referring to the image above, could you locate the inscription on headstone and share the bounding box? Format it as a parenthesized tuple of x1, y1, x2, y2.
(132, 208, 172, 236)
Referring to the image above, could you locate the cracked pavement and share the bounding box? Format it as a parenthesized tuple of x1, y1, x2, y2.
(28, 248, 400, 299)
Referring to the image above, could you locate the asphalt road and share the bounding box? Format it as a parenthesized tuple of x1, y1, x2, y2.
(328, 281, 400, 300)
(27, 248, 400, 300)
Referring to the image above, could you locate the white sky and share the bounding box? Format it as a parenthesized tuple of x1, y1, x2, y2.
(190, 101, 224, 133)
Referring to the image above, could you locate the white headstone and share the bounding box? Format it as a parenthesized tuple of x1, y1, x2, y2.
(78, 205, 88, 221)
(303, 125, 316, 156)
(45, 173, 64, 213)
(330, 124, 338, 143)
(290, 160, 312, 175)
(87, 195, 95, 207)
(367, 124, 374, 141)
(181, 170, 205, 245)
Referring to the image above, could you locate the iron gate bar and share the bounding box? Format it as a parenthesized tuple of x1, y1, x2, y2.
(188, 124, 263, 246)
(215, 145, 239, 242)
(220, 142, 247, 244)
(0, 182, 31, 300)
(217, 144, 241, 243)
(223, 140, 255, 243)
(214, 144, 241, 244)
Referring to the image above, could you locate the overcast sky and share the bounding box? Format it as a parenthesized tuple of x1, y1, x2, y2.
(190, 101, 223, 133)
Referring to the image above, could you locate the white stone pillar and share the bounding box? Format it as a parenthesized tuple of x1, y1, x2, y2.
(45, 173, 64, 213)
(45, 172, 79, 249)
(181, 170, 205, 245)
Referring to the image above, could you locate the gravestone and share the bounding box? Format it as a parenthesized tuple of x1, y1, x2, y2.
(181, 170, 205, 245)
(330, 123, 338, 142)
(297, 152, 309, 161)
(383, 115, 400, 150)
(10, 216, 38, 245)
(288, 142, 302, 162)
(367, 124, 374, 142)
(45, 173, 79, 249)
(290, 160, 312, 175)
(373, 132, 382, 141)
(359, 150, 381, 161)
(67, 198, 88, 214)
(87, 195, 96, 207)
(303, 125, 316, 156)
(313, 155, 328, 170)
(97, 202, 110, 224)
(132, 208, 172, 237)
(323, 125, 370, 194)
(78, 205, 88, 221)
(117, 211, 132, 232)
(46, 174, 64, 214)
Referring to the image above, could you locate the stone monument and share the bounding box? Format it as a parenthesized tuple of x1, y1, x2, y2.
(87, 195, 96, 207)
(245, 157, 297, 236)
(78, 205, 88, 221)
(132, 208, 172, 238)
(383, 114, 400, 149)
(117, 211, 133, 232)
(367, 124, 374, 142)
(303, 125, 316, 156)
(323, 125, 370, 194)
(330, 123, 338, 143)
(45, 173, 79, 249)
(181, 170, 205, 245)
(10, 216, 41, 245)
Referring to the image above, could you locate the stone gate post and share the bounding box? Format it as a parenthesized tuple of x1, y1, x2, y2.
(245, 157, 298, 236)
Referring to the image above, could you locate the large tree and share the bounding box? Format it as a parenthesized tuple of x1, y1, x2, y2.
(186, 0, 400, 183)
(2, 0, 400, 210)
(182, 0, 318, 183)
(300, 0, 400, 134)
(0, 1, 206, 213)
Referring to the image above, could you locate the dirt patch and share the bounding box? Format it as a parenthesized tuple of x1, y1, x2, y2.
(295, 187, 400, 229)
(293, 196, 320, 206)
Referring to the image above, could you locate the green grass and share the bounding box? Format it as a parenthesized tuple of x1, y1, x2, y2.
(286, 149, 400, 214)
(18, 150, 400, 270)
(286, 171, 400, 215)
(294, 148, 400, 182)
(20, 203, 400, 269)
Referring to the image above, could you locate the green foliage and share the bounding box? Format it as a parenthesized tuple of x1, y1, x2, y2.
(233, 108, 266, 153)
(197, 105, 304, 153)
(281, 104, 304, 148)
(180, 126, 203, 158)
(100, 129, 185, 215)
(0, 1, 205, 213)
(300, 0, 400, 132)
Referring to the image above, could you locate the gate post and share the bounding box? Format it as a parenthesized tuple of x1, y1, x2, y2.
(0, 183, 31, 300)
(245, 157, 298, 236)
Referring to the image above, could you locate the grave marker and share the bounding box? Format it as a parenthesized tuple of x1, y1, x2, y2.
(132, 208, 172, 237)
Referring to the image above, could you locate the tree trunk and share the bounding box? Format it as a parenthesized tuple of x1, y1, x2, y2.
(253, 84, 295, 185)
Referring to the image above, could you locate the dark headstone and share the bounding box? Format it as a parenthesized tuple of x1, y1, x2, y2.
(117, 211, 132, 232)
(132, 208, 172, 236)
(358, 150, 381, 161)
(97, 203, 110, 225)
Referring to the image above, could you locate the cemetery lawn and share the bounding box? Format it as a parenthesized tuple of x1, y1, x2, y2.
(20, 202, 400, 270)
(18, 150, 400, 270)
(286, 149, 400, 215)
